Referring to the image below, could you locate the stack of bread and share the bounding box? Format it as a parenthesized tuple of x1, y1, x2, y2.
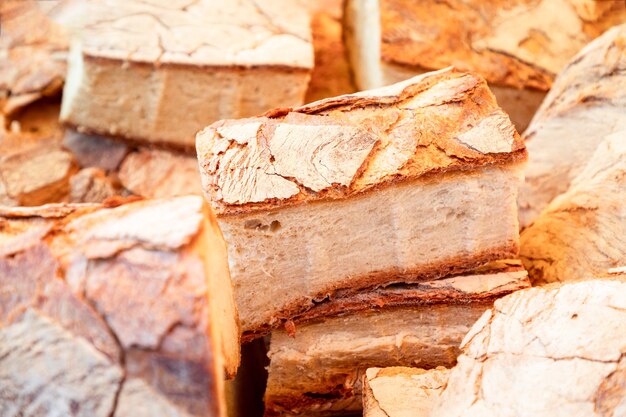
(196, 67, 532, 415)
(362, 22, 626, 417)
(1, 1, 626, 417)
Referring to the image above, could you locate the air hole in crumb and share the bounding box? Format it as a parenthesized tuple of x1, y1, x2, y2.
(244, 219, 282, 232)
(571, 313, 578, 319)
(269, 220, 281, 232)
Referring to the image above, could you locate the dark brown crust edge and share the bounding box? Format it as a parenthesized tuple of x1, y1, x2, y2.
(242, 242, 521, 342)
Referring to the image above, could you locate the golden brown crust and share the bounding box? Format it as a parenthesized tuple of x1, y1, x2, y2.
(198, 68, 526, 215)
(305, 1, 356, 102)
(378, 0, 626, 90)
(241, 249, 524, 341)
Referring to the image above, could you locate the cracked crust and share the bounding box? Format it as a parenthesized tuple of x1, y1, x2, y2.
(0, 196, 239, 417)
(0, 310, 124, 417)
(72, 0, 313, 69)
(376, 0, 626, 90)
(197, 68, 526, 216)
(518, 23, 626, 228)
(433, 279, 626, 417)
(520, 131, 626, 285)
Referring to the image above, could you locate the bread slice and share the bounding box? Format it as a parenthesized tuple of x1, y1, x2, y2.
(518, 23, 626, 228)
(344, 0, 626, 131)
(520, 131, 626, 285)
(60, 0, 313, 150)
(363, 367, 449, 417)
(263, 262, 529, 416)
(433, 280, 626, 417)
(0, 196, 239, 416)
(197, 68, 527, 335)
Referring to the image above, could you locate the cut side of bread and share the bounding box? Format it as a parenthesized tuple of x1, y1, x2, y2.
(263, 263, 529, 416)
(344, 0, 626, 131)
(519, 23, 626, 228)
(60, 0, 313, 150)
(197, 68, 526, 335)
(0, 196, 239, 417)
(363, 367, 449, 417)
(521, 131, 626, 285)
(432, 280, 626, 417)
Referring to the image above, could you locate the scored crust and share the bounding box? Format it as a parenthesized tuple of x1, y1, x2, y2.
(71, 0, 313, 69)
(197, 67, 527, 216)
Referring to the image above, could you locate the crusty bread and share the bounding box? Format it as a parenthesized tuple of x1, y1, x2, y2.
(344, 0, 626, 131)
(118, 148, 201, 198)
(0, 1, 69, 115)
(305, 0, 356, 102)
(519, 23, 626, 228)
(0, 196, 239, 416)
(263, 262, 530, 416)
(363, 367, 449, 417)
(432, 280, 626, 417)
(197, 68, 526, 335)
(520, 131, 626, 284)
(60, 0, 313, 150)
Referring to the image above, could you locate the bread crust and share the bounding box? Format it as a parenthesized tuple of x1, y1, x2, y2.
(242, 249, 523, 341)
(198, 68, 526, 216)
(0, 196, 238, 416)
(262, 263, 530, 416)
(377, 0, 626, 90)
(71, 0, 313, 70)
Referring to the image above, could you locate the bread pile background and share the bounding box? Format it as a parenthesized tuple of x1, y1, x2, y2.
(0, 1, 625, 416)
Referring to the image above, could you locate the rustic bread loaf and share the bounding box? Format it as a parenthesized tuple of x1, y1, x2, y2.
(520, 131, 626, 284)
(519, 23, 626, 227)
(0, 196, 239, 416)
(344, 0, 626, 131)
(60, 0, 313, 149)
(432, 279, 626, 417)
(197, 68, 526, 335)
(263, 262, 529, 416)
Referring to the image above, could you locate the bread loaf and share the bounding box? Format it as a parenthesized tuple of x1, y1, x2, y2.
(432, 280, 626, 417)
(263, 263, 529, 416)
(197, 68, 526, 335)
(0, 196, 239, 416)
(60, 0, 314, 149)
(519, 23, 626, 227)
(344, 0, 626, 131)
(520, 131, 626, 284)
